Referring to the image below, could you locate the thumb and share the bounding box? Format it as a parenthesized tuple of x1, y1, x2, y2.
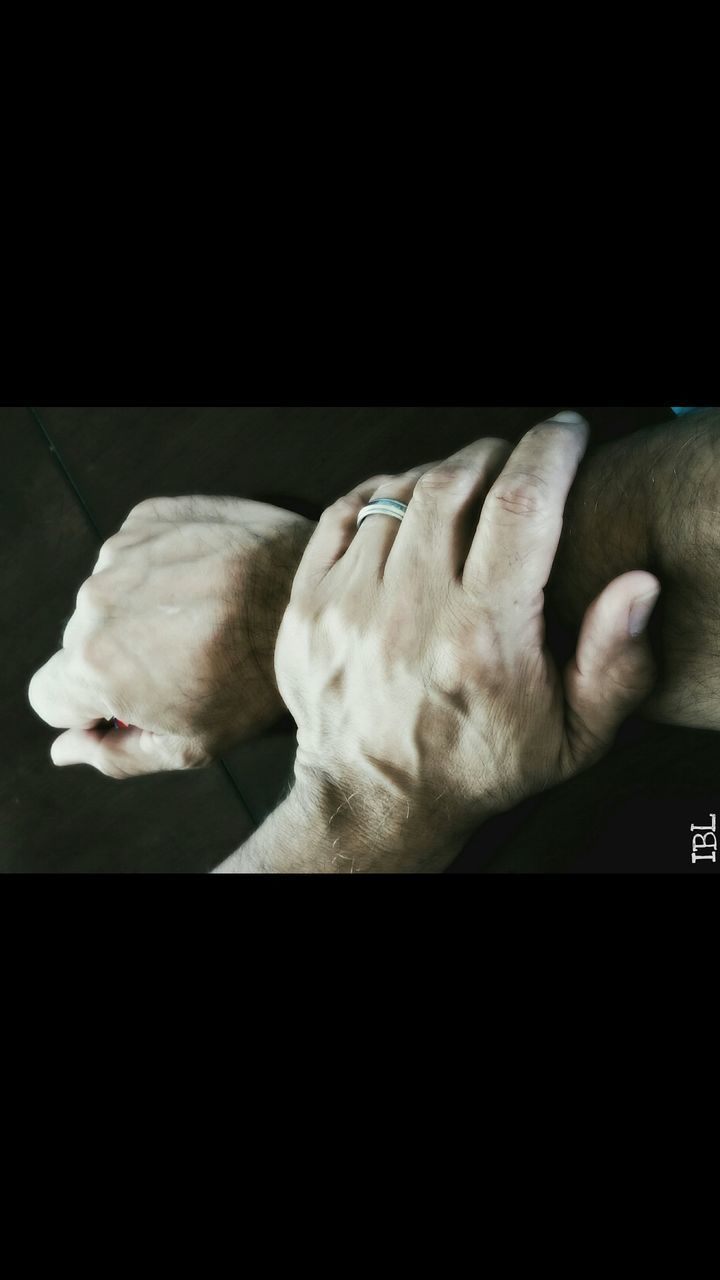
(562, 570, 661, 772)
(50, 724, 204, 778)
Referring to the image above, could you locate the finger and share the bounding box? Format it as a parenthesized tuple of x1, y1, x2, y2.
(50, 725, 208, 778)
(28, 650, 110, 728)
(385, 438, 514, 580)
(348, 464, 440, 568)
(289, 476, 394, 594)
(561, 570, 661, 773)
(465, 411, 590, 627)
(291, 466, 441, 594)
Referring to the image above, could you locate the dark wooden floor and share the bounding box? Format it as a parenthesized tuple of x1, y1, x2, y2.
(2, 405, 717, 872)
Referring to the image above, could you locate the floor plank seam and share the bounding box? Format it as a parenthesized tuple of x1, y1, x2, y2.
(27, 406, 104, 541)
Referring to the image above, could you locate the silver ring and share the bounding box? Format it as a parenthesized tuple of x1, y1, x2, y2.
(356, 497, 408, 530)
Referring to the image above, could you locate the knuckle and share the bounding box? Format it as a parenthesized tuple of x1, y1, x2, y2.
(27, 671, 43, 714)
(527, 421, 564, 441)
(128, 498, 157, 519)
(62, 610, 87, 649)
(449, 438, 511, 469)
(76, 576, 103, 611)
(124, 497, 173, 526)
(491, 471, 550, 518)
(326, 493, 361, 521)
(366, 474, 396, 493)
(81, 569, 117, 609)
(413, 465, 471, 501)
(75, 632, 107, 674)
(532, 419, 583, 443)
(374, 470, 421, 496)
(101, 532, 128, 558)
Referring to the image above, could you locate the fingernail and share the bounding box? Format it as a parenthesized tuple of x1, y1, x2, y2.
(628, 588, 661, 638)
(551, 410, 587, 425)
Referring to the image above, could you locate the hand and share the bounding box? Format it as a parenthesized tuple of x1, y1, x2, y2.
(27, 497, 313, 777)
(548, 409, 720, 730)
(271, 413, 661, 872)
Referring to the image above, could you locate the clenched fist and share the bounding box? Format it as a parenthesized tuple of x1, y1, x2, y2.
(28, 497, 313, 777)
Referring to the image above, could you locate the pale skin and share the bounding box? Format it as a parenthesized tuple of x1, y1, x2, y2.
(28, 498, 311, 772)
(27, 410, 720, 871)
(216, 412, 660, 872)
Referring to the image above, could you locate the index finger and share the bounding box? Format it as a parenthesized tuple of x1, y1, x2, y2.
(28, 649, 110, 729)
(463, 411, 590, 625)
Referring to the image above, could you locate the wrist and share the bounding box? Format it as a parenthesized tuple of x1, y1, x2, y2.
(215, 765, 469, 873)
(213, 788, 329, 873)
(290, 762, 472, 873)
(242, 513, 315, 719)
(214, 784, 364, 874)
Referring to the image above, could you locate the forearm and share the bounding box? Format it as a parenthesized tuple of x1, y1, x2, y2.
(548, 411, 720, 727)
(548, 425, 656, 625)
(213, 790, 338, 873)
(213, 775, 468, 874)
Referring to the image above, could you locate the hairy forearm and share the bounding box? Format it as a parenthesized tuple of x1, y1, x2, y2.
(549, 411, 720, 727)
(548, 426, 656, 624)
(214, 775, 468, 874)
(213, 791, 338, 873)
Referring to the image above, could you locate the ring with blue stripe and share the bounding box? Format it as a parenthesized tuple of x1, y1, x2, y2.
(356, 496, 409, 529)
(367, 498, 408, 516)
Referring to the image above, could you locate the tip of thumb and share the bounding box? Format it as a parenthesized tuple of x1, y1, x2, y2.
(50, 729, 87, 767)
(628, 579, 661, 639)
(50, 723, 119, 769)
